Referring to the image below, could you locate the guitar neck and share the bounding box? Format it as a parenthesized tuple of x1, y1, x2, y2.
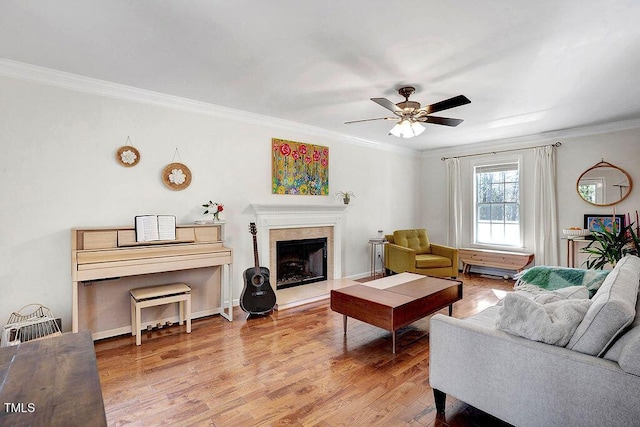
(253, 234, 260, 271)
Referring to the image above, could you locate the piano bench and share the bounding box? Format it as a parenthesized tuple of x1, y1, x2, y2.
(130, 283, 192, 346)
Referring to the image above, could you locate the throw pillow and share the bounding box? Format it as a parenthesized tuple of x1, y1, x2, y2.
(566, 255, 640, 356)
(496, 292, 592, 347)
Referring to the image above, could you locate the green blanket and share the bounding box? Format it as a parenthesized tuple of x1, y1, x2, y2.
(514, 266, 610, 298)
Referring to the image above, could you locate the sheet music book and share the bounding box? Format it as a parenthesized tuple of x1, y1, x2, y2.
(135, 215, 176, 242)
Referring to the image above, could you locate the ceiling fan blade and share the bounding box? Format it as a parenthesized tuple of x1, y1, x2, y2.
(371, 98, 403, 114)
(422, 95, 470, 114)
(419, 116, 464, 127)
(344, 117, 397, 124)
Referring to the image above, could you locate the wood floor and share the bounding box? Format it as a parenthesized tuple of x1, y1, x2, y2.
(94, 273, 515, 426)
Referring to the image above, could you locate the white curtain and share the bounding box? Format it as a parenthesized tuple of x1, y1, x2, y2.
(445, 158, 463, 248)
(534, 145, 559, 265)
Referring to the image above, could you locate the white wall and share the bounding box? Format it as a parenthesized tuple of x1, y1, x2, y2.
(0, 75, 421, 330)
(5, 69, 637, 332)
(420, 126, 640, 267)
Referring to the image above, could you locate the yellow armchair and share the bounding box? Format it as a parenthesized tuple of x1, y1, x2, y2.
(384, 229, 458, 278)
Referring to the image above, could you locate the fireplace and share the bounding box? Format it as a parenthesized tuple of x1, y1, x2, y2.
(251, 204, 347, 308)
(276, 238, 327, 289)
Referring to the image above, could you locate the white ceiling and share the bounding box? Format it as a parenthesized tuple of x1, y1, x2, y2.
(2, 0, 640, 151)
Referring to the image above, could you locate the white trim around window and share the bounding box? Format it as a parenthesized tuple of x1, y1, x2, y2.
(471, 155, 524, 249)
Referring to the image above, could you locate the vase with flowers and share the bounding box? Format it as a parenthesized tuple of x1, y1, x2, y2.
(202, 200, 224, 222)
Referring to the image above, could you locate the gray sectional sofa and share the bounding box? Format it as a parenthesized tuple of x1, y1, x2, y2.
(429, 255, 640, 427)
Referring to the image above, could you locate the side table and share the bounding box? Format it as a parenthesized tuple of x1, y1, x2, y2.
(368, 238, 387, 279)
(565, 236, 592, 267)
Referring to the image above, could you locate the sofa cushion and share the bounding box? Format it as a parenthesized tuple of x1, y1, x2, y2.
(617, 325, 640, 375)
(496, 292, 592, 346)
(566, 255, 640, 356)
(415, 254, 451, 269)
(516, 285, 590, 304)
(604, 324, 640, 375)
(393, 229, 431, 254)
(603, 287, 640, 373)
(463, 305, 502, 328)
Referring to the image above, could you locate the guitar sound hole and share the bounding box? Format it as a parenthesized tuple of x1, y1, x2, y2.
(251, 274, 264, 287)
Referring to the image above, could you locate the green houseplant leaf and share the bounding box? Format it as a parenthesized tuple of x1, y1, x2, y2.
(582, 220, 639, 269)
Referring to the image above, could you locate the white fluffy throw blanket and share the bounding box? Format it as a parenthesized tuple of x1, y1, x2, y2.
(496, 293, 592, 346)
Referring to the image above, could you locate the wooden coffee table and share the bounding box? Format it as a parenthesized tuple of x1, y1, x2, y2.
(330, 273, 463, 353)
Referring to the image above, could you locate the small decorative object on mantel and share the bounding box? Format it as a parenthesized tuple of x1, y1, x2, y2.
(336, 191, 355, 204)
(116, 136, 140, 167)
(202, 200, 224, 222)
(162, 148, 191, 190)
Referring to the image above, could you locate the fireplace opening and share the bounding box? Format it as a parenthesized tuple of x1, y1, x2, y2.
(276, 237, 327, 290)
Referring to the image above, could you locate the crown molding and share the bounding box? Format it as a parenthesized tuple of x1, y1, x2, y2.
(10, 57, 634, 159)
(0, 58, 418, 156)
(421, 117, 640, 159)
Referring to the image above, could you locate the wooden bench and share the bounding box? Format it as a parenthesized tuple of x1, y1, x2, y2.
(458, 248, 534, 275)
(130, 283, 191, 346)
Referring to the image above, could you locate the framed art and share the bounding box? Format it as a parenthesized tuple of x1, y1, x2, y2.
(584, 214, 625, 233)
(272, 138, 329, 195)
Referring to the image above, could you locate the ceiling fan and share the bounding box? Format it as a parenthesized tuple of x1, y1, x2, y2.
(345, 86, 471, 138)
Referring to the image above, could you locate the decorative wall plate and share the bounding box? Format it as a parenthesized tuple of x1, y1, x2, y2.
(116, 145, 141, 167)
(162, 162, 192, 190)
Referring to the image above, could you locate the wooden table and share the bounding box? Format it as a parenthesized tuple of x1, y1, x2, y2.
(0, 331, 107, 426)
(330, 273, 463, 353)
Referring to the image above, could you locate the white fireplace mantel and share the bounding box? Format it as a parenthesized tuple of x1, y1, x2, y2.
(251, 204, 348, 280)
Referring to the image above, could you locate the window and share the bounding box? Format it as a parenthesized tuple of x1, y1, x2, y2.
(474, 161, 521, 246)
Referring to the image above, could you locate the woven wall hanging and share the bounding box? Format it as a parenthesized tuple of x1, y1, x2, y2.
(162, 148, 191, 190)
(116, 136, 140, 167)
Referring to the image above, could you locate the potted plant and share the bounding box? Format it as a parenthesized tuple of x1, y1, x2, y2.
(582, 220, 640, 269)
(336, 191, 355, 204)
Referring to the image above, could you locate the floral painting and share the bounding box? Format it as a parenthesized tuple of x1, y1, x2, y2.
(272, 138, 329, 195)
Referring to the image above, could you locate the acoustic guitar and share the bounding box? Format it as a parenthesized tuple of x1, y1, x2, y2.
(240, 222, 277, 315)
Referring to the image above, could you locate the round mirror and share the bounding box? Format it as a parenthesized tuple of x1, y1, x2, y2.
(577, 161, 633, 206)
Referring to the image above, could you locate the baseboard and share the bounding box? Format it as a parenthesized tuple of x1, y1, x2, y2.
(342, 272, 371, 281)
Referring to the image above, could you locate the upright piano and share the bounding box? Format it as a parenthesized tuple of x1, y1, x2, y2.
(71, 223, 233, 337)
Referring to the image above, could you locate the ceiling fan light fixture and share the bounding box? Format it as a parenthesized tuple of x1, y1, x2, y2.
(412, 121, 425, 136)
(389, 119, 425, 138)
(347, 87, 469, 136)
